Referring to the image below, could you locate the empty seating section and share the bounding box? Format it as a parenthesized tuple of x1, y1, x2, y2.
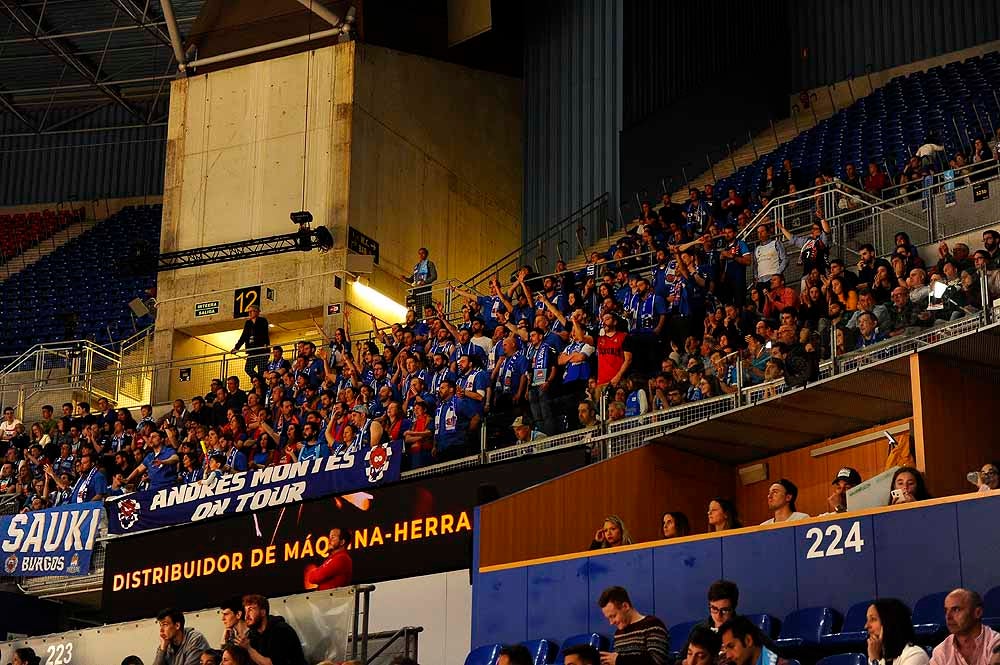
(713, 52, 1000, 197)
(0, 204, 161, 353)
(0, 207, 84, 261)
(466, 588, 1000, 664)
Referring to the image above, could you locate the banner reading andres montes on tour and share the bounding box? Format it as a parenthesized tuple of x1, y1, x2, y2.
(105, 441, 403, 536)
(1, 502, 103, 577)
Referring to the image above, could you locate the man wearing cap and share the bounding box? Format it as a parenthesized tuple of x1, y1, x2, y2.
(761, 479, 810, 525)
(231, 304, 270, 381)
(348, 404, 384, 450)
(511, 416, 545, 446)
(827, 467, 862, 513)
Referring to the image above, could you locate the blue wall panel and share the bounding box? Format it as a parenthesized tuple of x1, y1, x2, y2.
(474, 568, 528, 647)
(956, 499, 1000, 597)
(587, 549, 654, 634)
(794, 516, 878, 614)
(873, 504, 962, 608)
(721, 527, 799, 618)
(526, 559, 592, 643)
(652, 537, 724, 626)
(473, 486, 1000, 651)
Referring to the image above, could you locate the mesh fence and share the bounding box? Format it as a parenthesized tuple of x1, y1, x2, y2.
(486, 426, 599, 464)
(839, 311, 985, 372)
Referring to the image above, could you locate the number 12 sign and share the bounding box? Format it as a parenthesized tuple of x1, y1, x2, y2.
(233, 285, 262, 319)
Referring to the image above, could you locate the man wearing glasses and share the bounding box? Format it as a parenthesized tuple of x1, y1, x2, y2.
(696, 580, 740, 632)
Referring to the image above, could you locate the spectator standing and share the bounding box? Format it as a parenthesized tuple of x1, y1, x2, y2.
(402, 247, 438, 310)
(305, 526, 353, 590)
(753, 224, 788, 299)
(866, 598, 929, 665)
(125, 430, 179, 491)
(597, 586, 670, 665)
(931, 589, 1000, 665)
(597, 313, 634, 389)
(761, 479, 810, 524)
(239, 594, 308, 665)
(719, 616, 790, 665)
(0, 407, 22, 445)
(231, 305, 270, 382)
(153, 608, 209, 665)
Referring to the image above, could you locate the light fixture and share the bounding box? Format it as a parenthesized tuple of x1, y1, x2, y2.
(351, 281, 408, 321)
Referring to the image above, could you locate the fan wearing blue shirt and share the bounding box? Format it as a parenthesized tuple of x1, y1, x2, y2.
(125, 430, 179, 491)
(434, 378, 476, 462)
(298, 421, 331, 461)
(455, 354, 489, 416)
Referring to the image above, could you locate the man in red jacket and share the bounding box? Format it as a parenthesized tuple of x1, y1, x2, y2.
(305, 526, 353, 590)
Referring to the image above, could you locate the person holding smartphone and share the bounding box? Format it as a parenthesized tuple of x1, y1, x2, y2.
(888, 467, 931, 505)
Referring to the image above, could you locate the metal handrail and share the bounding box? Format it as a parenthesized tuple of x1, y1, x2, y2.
(464, 193, 610, 290)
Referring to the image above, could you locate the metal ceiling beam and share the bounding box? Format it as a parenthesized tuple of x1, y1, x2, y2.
(106, 0, 173, 48)
(0, 17, 195, 45)
(158, 0, 186, 67)
(293, 0, 342, 28)
(0, 0, 145, 122)
(0, 92, 34, 131)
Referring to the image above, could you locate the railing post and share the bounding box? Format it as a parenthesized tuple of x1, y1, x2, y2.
(980, 269, 991, 323)
(479, 424, 488, 464)
(829, 321, 839, 373)
(748, 130, 759, 160)
(735, 357, 744, 407)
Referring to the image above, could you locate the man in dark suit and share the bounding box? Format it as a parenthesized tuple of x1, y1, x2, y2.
(231, 304, 270, 381)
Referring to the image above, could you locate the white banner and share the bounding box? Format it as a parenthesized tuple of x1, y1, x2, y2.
(0, 587, 358, 665)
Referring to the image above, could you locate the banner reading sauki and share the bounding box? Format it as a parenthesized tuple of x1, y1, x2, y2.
(1, 502, 103, 577)
(104, 441, 403, 536)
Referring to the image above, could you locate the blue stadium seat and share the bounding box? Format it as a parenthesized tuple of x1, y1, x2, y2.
(822, 601, 874, 647)
(522, 639, 558, 665)
(817, 654, 868, 665)
(668, 620, 702, 652)
(983, 586, 1000, 629)
(912, 591, 949, 638)
(464, 643, 501, 665)
(748, 613, 780, 639)
(558, 633, 611, 661)
(774, 607, 839, 649)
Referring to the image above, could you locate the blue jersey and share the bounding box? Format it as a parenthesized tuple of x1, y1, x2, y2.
(298, 439, 330, 461)
(434, 396, 473, 451)
(495, 351, 527, 395)
(525, 343, 556, 387)
(561, 341, 593, 383)
(142, 446, 178, 491)
(226, 447, 248, 472)
(634, 293, 667, 333)
(457, 368, 489, 415)
(70, 468, 108, 503)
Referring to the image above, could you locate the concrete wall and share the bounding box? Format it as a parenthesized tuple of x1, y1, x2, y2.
(349, 44, 522, 302)
(153, 42, 522, 384)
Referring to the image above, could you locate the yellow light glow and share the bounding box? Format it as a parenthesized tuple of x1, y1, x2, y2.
(350, 281, 409, 322)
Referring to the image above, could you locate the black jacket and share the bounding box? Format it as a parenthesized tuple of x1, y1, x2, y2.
(234, 317, 270, 352)
(248, 615, 307, 665)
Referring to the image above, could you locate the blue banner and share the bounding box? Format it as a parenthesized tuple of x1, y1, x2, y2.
(1, 502, 103, 577)
(105, 441, 403, 536)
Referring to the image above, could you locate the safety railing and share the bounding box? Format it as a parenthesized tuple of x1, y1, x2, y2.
(464, 194, 612, 293)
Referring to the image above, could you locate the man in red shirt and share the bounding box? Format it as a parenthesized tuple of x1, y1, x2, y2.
(597, 313, 633, 388)
(305, 526, 353, 590)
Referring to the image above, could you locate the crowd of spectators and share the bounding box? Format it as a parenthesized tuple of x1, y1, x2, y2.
(584, 462, 999, 551)
(495, 581, 1000, 665)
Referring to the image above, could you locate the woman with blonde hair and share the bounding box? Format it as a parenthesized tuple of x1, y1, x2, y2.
(589, 515, 632, 550)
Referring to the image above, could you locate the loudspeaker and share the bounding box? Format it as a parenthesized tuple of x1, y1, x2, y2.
(128, 298, 150, 318)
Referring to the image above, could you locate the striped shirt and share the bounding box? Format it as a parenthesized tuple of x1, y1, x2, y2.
(613, 615, 670, 665)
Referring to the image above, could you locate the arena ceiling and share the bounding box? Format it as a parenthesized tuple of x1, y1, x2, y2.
(0, 0, 207, 134)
